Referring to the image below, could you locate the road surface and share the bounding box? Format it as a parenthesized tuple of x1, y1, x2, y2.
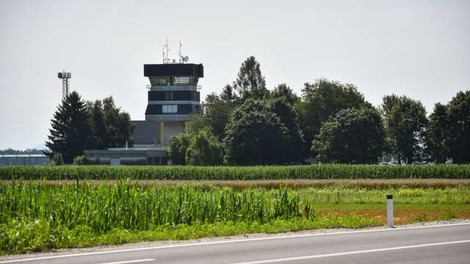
(1, 223, 469, 264)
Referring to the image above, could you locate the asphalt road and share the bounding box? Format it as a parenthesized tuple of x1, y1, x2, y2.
(1, 223, 469, 264)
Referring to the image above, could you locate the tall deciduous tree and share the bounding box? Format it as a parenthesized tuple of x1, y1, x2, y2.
(269, 97, 305, 162)
(234, 56, 269, 100)
(46, 91, 93, 163)
(102, 97, 133, 148)
(312, 107, 384, 164)
(87, 97, 134, 149)
(88, 100, 107, 149)
(381, 94, 427, 164)
(191, 93, 235, 141)
(447, 90, 470, 163)
(426, 103, 449, 163)
(298, 79, 371, 157)
(223, 99, 292, 165)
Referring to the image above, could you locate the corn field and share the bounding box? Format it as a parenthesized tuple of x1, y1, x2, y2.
(0, 164, 469, 181)
(0, 181, 312, 234)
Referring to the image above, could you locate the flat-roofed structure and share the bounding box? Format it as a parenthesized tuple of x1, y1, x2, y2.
(84, 148, 167, 165)
(142, 63, 203, 147)
(84, 50, 203, 165)
(0, 154, 48, 166)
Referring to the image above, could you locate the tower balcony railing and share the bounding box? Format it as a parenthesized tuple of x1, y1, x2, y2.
(146, 85, 201, 91)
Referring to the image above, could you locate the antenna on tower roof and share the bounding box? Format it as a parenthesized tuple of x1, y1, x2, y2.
(179, 40, 189, 63)
(162, 39, 170, 64)
(162, 46, 165, 64)
(179, 41, 182, 63)
(162, 40, 189, 64)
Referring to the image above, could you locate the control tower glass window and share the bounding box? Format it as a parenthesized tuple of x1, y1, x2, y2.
(150, 76, 170, 86)
(162, 105, 178, 113)
(149, 76, 199, 86)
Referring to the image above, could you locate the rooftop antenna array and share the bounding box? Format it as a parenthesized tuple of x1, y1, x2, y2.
(162, 40, 189, 64)
(162, 39, 170, 64)
(57, 71, 71, 100)
(179, 41, 190, 63)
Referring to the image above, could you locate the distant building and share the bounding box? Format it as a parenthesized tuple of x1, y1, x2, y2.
(0, 154, 48, 166)
(84, 50, 203, 165)
(135, 63, 203, 147)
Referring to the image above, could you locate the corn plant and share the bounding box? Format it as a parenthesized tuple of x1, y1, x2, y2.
(0, 181, 312, 234)
(1, 165, 469, 181)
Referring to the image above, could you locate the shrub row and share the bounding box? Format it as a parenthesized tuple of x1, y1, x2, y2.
(0, 164, 469, 180)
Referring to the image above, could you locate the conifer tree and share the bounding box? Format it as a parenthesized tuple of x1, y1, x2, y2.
(45, 91, 93, 163)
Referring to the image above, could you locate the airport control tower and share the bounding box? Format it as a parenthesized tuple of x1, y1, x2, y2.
(140, 42, 203, 147)
(84, 42, 202, 165)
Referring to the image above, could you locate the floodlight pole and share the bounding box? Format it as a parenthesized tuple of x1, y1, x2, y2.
(58, 71, 71, 100)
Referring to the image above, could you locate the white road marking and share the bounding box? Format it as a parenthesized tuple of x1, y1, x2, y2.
(0, 223, 469, 263)
(95, 259, 155, 264)
(229, 240, 470, 264)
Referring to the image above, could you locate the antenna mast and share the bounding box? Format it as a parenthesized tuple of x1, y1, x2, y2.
(179, 41, 182, 63)
(163, 39, 170, 64)
(161, 40, 189, 64)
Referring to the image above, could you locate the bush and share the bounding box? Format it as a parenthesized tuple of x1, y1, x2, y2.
(73, 156, 86, 165)
(52, 153, 64, 166)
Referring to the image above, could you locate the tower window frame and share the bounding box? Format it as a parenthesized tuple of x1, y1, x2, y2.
(162, 105, 178, 113)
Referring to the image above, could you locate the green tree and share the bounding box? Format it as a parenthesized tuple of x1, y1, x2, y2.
(45, 91, 93, 164)
(87, 97, 134, 149)
(224, 99, 292, 165)
(220, 84, 240, 104)
(186, 128, 224, 165)
(426, 103, 449, 163)
(191, 93, 235, 141)
(234, 56, 269, 100)
(447, 90, 470, 163)
(381, 94, 427, 164)
(270, 84, 300, 105)
(298, 79, 371, 157)
(168, 133, 191, 165)
(102, 97, 133, 148)
(312, 107, 384, 164)
(269, 97, 305, 162)
(87, 100, 107, 149)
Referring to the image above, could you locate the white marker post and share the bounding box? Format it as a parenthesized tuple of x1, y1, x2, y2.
(387, 194, 394, 228)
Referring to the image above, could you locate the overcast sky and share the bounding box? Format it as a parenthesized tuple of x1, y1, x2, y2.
(0, 0, 469, 150)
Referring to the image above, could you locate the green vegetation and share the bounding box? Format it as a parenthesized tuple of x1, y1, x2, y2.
(224, 99, 296, 165)
(169, 127, 224, 166)
(312, 107, 384, 163)
(381, 94, 427, 164)
(45, 93, 133, 164)
(1, 180, 468, 255)
(185, 57, 470, 165)
(0, 181, 311, 254)
(298, 78, 372, 158)
(1, 165, 469, 181)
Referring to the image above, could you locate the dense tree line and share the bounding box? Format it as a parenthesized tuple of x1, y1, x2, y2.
(0, 149, 45, 155)
(44, 58, 468, 165)
(45, 91, 133, 164)
(171, 56, 470, 165)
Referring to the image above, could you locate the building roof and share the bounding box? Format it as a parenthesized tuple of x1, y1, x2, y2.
(144, 63, 203, 77)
